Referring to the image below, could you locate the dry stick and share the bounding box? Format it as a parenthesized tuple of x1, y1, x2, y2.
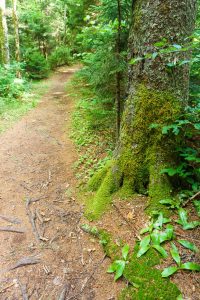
(0, 214, 21, 224)
(183, 190, 200, 207)
(0, 282, 15, 293)
(17, 279, 29, 300)
(0, 226, 25, 233)
(67, 255, 106, 300)
(26, 198, 41, 242)
(9, 256, 41, 271)
(58, 284, 70, 300)
(112, 203, 140, 240)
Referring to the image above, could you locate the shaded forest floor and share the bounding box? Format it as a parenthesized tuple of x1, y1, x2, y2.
(0, 66, 199, 300)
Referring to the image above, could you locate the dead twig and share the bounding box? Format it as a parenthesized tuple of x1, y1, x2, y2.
(0, 282, 15, 293)
(183, 191, 200, 207)
(112, 203, 140, 240)
(67, 255, 106, 300)
(26, 199, 40, 242)
(0, 226, 25, 233)
(10, 256, 41, 271)
(58, 284, 70, 300)
(0, 214, 21, 224)
(18, 279, 29, 300)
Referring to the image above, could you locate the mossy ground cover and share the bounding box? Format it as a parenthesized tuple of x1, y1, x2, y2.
(82, 225, 181, 300)
(67, 72, 115, 191)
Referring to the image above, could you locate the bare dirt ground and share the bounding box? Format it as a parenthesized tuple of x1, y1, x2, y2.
(0, 66, 123, 300)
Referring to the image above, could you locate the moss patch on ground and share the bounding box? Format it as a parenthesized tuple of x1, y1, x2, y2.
(121, 244, 180, 300)
(82, 225, 181, 300)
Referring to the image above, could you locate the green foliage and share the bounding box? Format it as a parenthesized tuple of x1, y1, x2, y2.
(107, 244, 130, 281)
(48, 46, 72, 69)
(0, 64, 27, 107)
(176, 208, 200, 230)
(25, 51, 50, 79)
(162, 243, 200, 277)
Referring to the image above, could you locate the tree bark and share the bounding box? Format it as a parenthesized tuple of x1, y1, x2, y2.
(12, 0, 21, 77)
(87, 0, 197, 218)
(116, 0, 122, 138)
(0, 0, 10, 65)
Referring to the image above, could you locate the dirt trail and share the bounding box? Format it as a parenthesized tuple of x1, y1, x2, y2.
(0, 67, 120, 300)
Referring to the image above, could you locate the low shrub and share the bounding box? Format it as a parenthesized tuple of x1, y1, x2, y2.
(25, 51, 50, 79)
(48, 46, 72, 69)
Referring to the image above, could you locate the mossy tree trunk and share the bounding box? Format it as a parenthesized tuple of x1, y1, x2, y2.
(12, 0, 21, 77)
(0, 0, 10, 65)
(87, 0, 197, 219)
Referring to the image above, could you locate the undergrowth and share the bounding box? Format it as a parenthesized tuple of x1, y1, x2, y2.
(67, 72, 115, 185)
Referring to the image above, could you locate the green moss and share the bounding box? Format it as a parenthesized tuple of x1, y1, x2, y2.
(120, 244, 180, 299)
(85, 84, 182, 219)
(85, 165, 118, 220)
(88, 161, 112, 192)
(84, 227, 181, 300)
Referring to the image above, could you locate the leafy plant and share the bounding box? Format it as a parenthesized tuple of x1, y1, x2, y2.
(137, 213, 173, 258)
(162, 243, 200, 277)
(176, 208, 200, 230)
(107, 244, 130, 281)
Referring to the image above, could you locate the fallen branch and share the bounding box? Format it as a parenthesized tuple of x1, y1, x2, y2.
(0, 214, 21, 224)
(0, 227, 25, 233)
(26, 199, 40, 242)
(183, 191, 200, 207)
(10, 256, 41, 271)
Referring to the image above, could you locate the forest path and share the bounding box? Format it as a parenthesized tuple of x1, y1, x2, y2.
(0, 66, 119, 300)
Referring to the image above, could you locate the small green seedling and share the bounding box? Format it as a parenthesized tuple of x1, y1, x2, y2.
(107, 244, 130, 281)
(162, 243, 200, 277)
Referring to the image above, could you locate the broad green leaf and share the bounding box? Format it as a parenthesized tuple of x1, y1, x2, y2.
(165, 224, 174, 240)
(122, 244, 130, 260)
(172, 44, 182, 49)
(140, 227, 150, 235)
(194, 123, 200, 130)
(170, 243, 181, 266)
(180, 262, 200, 271)
(178, 240, 199, 253)
(177, 294, 183, 300)
(162, 266, 178, 277)
(194, 200, 200, 217)
(183, 221, 200, 230)
(114, 260, 126, 281)
(137, 245, 150, 258)
(151, 230, 160, 245)
(152, 52, 158, 59)
(177, 208, 188, 226)
(153, 245, 168, 258)
(107, 261, 118, 273)
(140, 235, 151, 248)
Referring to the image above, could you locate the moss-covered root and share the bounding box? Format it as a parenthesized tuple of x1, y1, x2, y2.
(86, 161, 122, 220)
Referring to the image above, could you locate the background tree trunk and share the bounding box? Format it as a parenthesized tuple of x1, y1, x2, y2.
(0, 0, 10, 65)
(12, 0, 21, 77)
(87, 0, 197, 218)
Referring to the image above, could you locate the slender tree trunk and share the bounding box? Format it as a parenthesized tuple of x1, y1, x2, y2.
(87, 0, 197, 219)
(63, 4, 67, 44)
(116, 0, 122, 138)
(0, 0, 10, 65)
(12, 0, 21, 77)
